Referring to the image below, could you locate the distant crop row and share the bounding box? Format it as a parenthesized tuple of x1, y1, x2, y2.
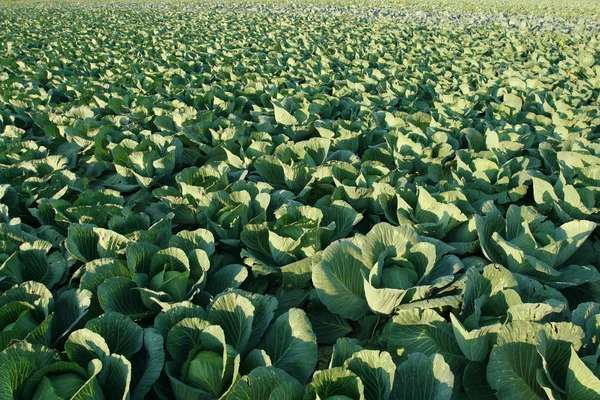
(2, 0, 600, 18)
(0, 3, 599, 400)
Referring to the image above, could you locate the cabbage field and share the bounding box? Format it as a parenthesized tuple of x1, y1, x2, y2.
(1, 1, 600, 399)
